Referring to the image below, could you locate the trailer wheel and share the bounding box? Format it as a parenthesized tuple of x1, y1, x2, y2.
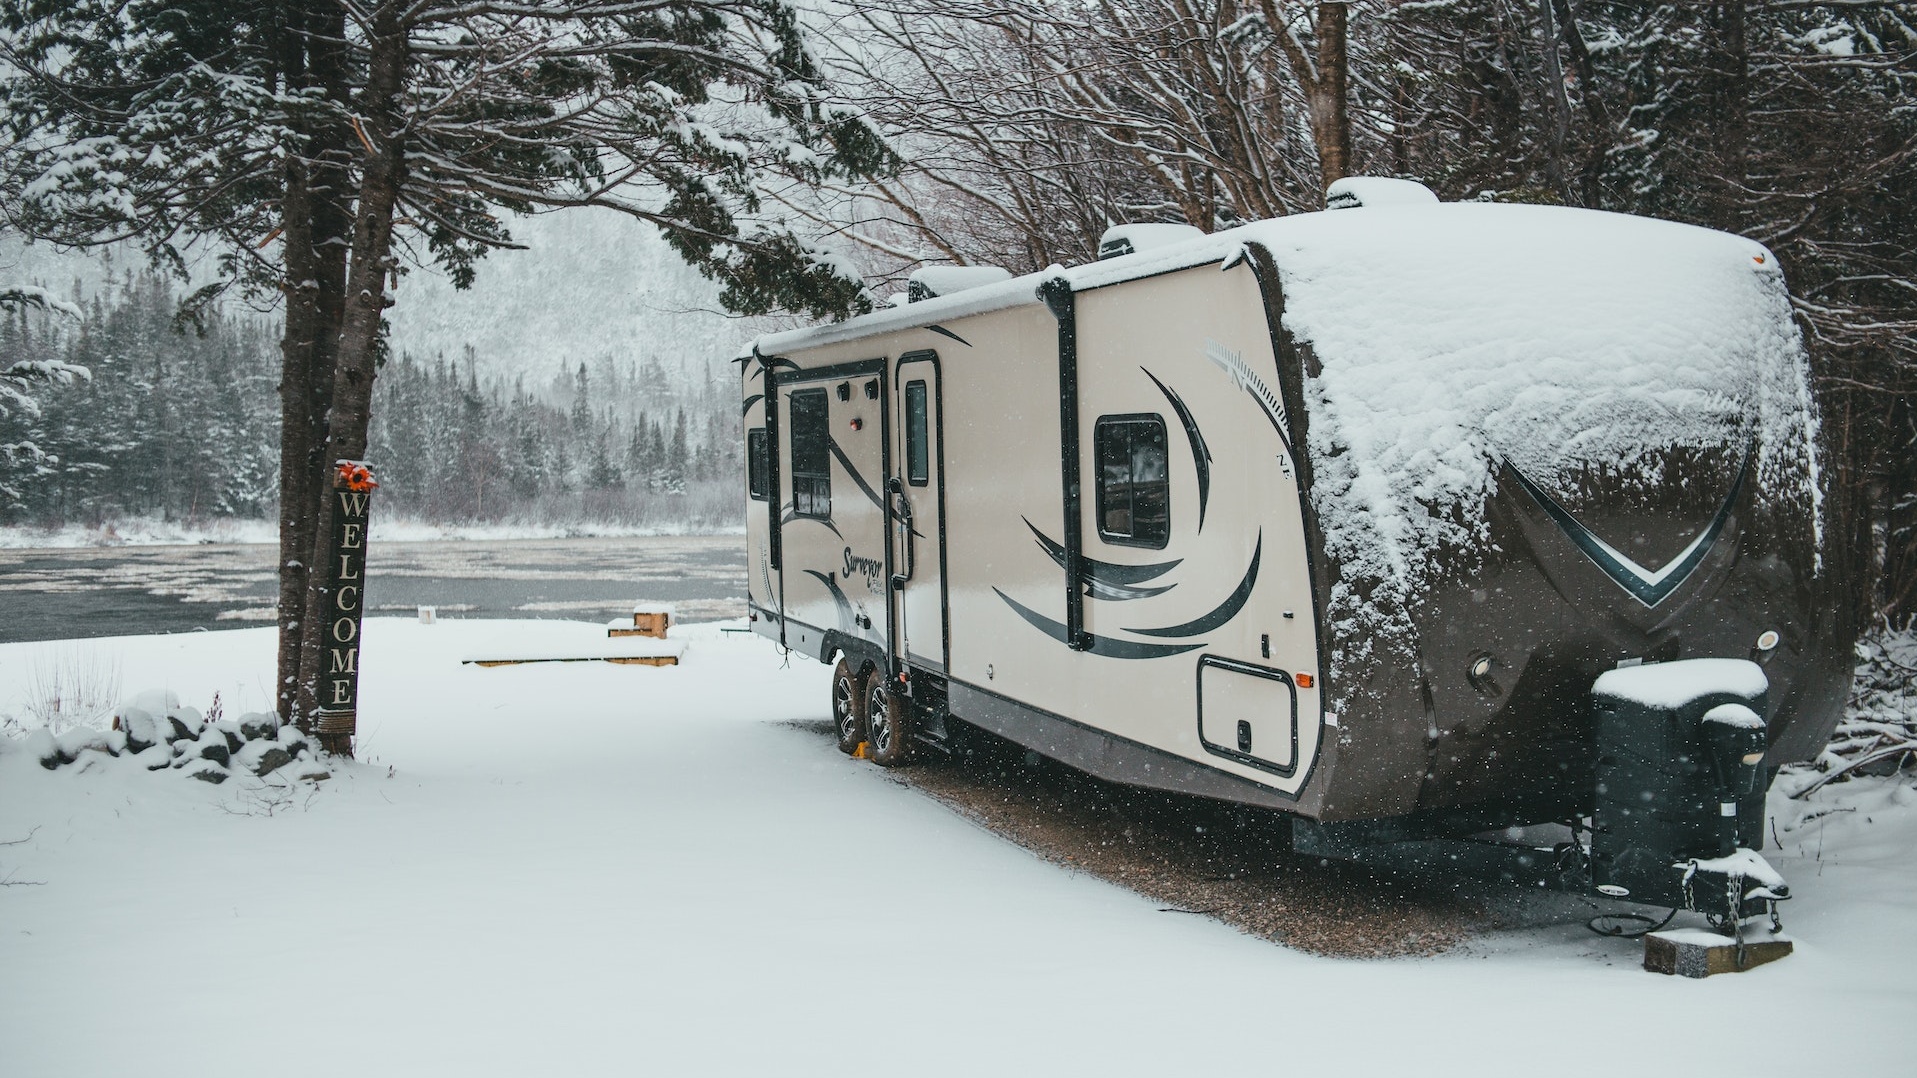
(866, 678, 914, 768)
(832, 657, 870, 755)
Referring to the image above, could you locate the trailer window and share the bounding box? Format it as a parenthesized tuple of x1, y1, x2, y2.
(1095, 414, 1169, 548)
(790, 388, 831, 518)
(747, 428, 769, 500)
(905, 380, 930, 486)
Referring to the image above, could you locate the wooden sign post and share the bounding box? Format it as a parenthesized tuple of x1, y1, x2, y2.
(316, 460, 375, 756)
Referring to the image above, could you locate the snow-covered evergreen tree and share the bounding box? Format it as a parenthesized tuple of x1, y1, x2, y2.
(665, 409, 689, 495)
(0, 283, 87, 508)
(586, 423, 624, 492)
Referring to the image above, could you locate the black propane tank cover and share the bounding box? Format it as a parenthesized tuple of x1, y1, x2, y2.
(1588, 659, 1769, 908)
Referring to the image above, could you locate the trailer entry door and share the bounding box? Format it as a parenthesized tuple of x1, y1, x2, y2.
(890, 353, 949, 672)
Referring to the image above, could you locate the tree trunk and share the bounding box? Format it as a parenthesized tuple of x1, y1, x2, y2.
(1307, 3, 1350, 190)
(1557, 0, 1613, 207)
(276, 0, 351, 736)
(277, 162, 319, 731)
(1709, 1, 1750, 232)
(1819, 365, 1880, 638)
(1882, 392, 1917, 624)
(300, 1, 410, 758)
(1535, 0, 1573, 201)
(1259, 1, 1351, 198)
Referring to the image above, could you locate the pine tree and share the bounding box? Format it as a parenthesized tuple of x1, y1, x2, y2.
(0, 280, 87, 512)
(624, 425, 648, 485)
(570, 363, 592, 440)
(587, 420, 623, 491)
(665, 409, 689, 495)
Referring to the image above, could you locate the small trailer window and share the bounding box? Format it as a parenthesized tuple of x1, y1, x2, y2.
(905, 380, 930, 486)
(1095, 414, 1169, 548)
(746, 428, 769, 500)
(790, 388, 831, 517)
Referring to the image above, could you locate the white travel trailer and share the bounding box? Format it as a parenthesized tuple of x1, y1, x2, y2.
(742, 184, 1845, 925)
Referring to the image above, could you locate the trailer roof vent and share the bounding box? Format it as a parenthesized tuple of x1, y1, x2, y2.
(906, 265, 1012, 303)
(1325, 177, 1440, 211)
(1096, 223, 1205, 260)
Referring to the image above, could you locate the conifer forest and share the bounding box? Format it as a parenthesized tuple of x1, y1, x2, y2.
(0, 269, 742, 531)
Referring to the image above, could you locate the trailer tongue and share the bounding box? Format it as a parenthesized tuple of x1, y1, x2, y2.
(1297, 658, 1789, 958)
(1589, 659, 1784, 924)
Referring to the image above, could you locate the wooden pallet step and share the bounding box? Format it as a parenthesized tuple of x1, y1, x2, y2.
(1644, 927, 1793, 978)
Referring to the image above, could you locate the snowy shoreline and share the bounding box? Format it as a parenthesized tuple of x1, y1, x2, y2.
(0, 517, 746, 549)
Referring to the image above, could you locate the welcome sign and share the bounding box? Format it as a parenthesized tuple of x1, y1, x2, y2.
(316, 460, 376, 746)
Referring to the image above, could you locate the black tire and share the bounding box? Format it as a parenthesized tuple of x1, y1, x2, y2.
(832, 657, 869, 756)
(867, 676, 914, 768)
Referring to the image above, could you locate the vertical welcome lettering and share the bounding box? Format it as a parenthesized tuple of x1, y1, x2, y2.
(316, 461, 376, 751)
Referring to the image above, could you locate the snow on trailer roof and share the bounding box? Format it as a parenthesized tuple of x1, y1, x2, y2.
(760, 207, 1799, 453)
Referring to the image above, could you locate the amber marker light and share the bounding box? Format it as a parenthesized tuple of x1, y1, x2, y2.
(1295, 673, 1314, 689)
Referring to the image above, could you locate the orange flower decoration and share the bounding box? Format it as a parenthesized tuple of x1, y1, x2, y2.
(335, 461, 379, 492)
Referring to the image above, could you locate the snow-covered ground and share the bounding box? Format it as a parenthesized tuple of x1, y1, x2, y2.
(2, 620, 1912, 1077)
(0, 517, 745, 549)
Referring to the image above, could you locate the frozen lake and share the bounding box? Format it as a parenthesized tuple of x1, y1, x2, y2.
(0, 536, 747, 643)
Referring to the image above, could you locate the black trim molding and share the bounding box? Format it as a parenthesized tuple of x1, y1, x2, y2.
(1038, 276, 1089, 650)
(769, 357, 887, 387)
(1025, 520, 1178, 600)
(1143, 368, 1212, 530)
(949, 679, 1302, 809)
(1505, 455, 1747, 608)
(1124, 534, 1261, 637)
(993, 588, 1207, 660)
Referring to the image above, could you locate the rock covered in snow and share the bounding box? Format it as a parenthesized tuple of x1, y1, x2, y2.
(163, 711, 201, 742)
(212, 721, 244, 754)
(181, 758, 229, 785)
(117, 708, 168, 753)
(114, 694, 205, 746)
(26, 728, 62, 770)
(56, 726, 111, 760)
(233, 741, 293, 778)
(182, 728, 231, 768)
(276, 725, 310, 755)
(23, 691, 316, 783)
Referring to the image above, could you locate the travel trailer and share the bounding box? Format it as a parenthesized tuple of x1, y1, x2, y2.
(741, 180, 1848, 930)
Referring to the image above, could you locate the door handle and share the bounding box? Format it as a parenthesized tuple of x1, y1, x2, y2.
(886, 476, 915, 583)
